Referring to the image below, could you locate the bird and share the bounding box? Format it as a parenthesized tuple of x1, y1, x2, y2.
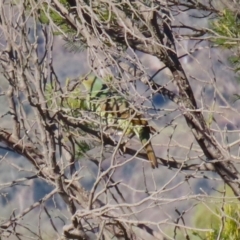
(81, 73, 158, 169)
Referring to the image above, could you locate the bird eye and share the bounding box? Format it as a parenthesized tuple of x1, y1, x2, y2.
(84, 76, 88, 81)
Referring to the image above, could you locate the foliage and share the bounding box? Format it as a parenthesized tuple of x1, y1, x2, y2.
(192, 187, 240, 240)
(210, 9, 240, 48)
(210, 8, 240, 77)
(37, 0, 157, 52)
(37, 0, 87, 51)
(193, 203, 240, 240)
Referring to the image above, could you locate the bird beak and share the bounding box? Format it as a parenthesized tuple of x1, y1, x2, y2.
(83, 71, 93, 81)
(78, 75, 86, 84)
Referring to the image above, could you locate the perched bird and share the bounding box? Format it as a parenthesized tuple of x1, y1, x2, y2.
(81, 73, 158, 169)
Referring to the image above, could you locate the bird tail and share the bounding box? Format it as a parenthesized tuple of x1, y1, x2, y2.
(144, 142, 158, 169)
(135, 124, 158, 169)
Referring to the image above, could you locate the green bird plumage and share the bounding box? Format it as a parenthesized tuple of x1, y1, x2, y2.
(81, 73, 158, 169)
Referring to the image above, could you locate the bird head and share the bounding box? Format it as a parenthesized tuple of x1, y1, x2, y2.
(81, 73, 98, 90)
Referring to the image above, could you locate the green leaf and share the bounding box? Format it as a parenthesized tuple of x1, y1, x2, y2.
(210, 9, 240, 48)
